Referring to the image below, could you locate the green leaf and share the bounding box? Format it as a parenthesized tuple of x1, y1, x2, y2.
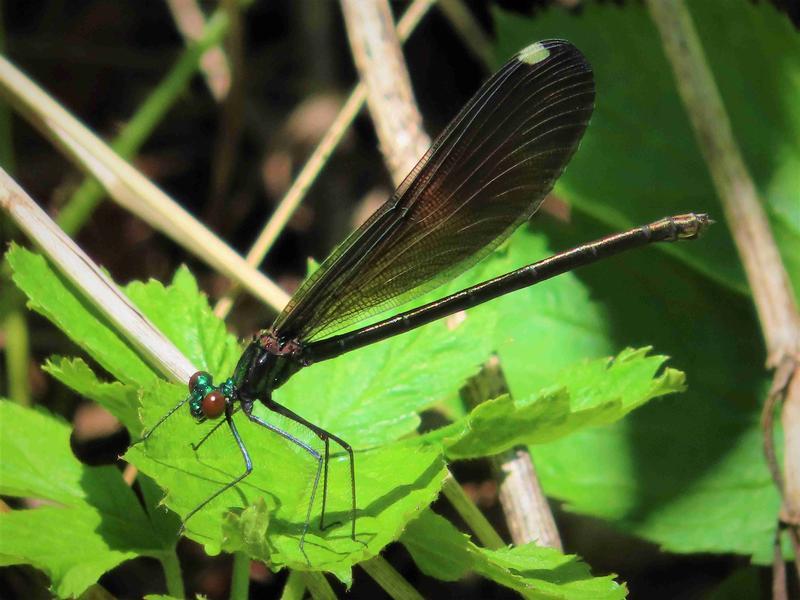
(474, 545, 626, 600)
(400, 509, 474, 581)
(490, 213, 779, 562)
(486, 2, 790, 563)
(435, 348, 683, 459)
(274, 274, 496, 448)
(0, 400, 170, 598)
(126, 377, 446, 572)
(402, 510, 626, 599)
(5, 245, 158, 385)
(123, 266, 242, 377)
(43, 356, 140, 432)
(7, 247, 456, 575)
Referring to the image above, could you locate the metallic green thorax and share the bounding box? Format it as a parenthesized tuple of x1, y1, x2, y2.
(189, 373, 235, 420)
(188, 336, 305, 420)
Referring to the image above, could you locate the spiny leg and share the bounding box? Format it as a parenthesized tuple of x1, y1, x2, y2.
(320, 437, 330, 530)
(265, 399, 357, 542)
(131, 395, 190, 445)
(191, 405, 241, 452)
(179, 405, 252, 534)
(242, 404, 323, 556)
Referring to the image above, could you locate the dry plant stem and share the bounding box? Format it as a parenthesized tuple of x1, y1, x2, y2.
(645, 1, 800, 365)
(0, 54, 290, 312)
(0, 168, 197, 384)
(646, 0, 800, 579)
(784, 369, 800, 569)
(342, 0, 528, 553)
(437, 0, 495, 67)
(165, 0, 231, 100)
(340, 0, 431, 184)
(495, 450, 561, 548)
(773, 525, 788, 600)
(213, 0, 436, 319)
(342, 0, 522, 555)
(360, 556, 425, 600)
(461, 358, 562, 549)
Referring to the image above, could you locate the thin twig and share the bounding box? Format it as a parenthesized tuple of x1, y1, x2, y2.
(337, 2, 461, 594)
(213, 0, 436, 319)
(645, 0, 800, 587)
(340, 0, 544, 554)
(0, 50, 290, 311)
(645, 0, 800, 364)
(0, 168, 196, 384)
(783, 372, 800, 575)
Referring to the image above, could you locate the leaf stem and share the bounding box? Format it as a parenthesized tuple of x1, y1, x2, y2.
(442, 471, 504, 550)
(2, 307, 31, 406)
(279, 570, 306, 600)
(160, 550, 185, 599)
(229, 551, 250, 600)
(299, 571, 337, 600)
(360, 556, 423, 600)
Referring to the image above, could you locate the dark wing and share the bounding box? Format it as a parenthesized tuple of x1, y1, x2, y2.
(272, 40, 594, 342)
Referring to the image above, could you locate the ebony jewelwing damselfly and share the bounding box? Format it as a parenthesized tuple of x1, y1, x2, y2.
(135, 40, 711, 557)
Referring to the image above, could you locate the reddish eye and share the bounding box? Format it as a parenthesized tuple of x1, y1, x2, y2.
(201, 390, 226, 419)
(189, 371, 212, 392)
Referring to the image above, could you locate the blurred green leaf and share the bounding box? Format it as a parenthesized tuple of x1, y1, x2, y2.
(0, 400, 170, 598)
(493, 1, 800, 298)
(43, 356, 140, 432)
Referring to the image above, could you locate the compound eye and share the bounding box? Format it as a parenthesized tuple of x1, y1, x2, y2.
(201, 390, 226, 419)
(189, 371, 212, 392)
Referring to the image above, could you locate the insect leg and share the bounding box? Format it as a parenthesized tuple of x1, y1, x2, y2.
(191, 405, 241, 452)
(242, 403, 323, 558)
(264, 399, 356, 542)
(179, 404, 252, 534)
(131, 394, 190, 444)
